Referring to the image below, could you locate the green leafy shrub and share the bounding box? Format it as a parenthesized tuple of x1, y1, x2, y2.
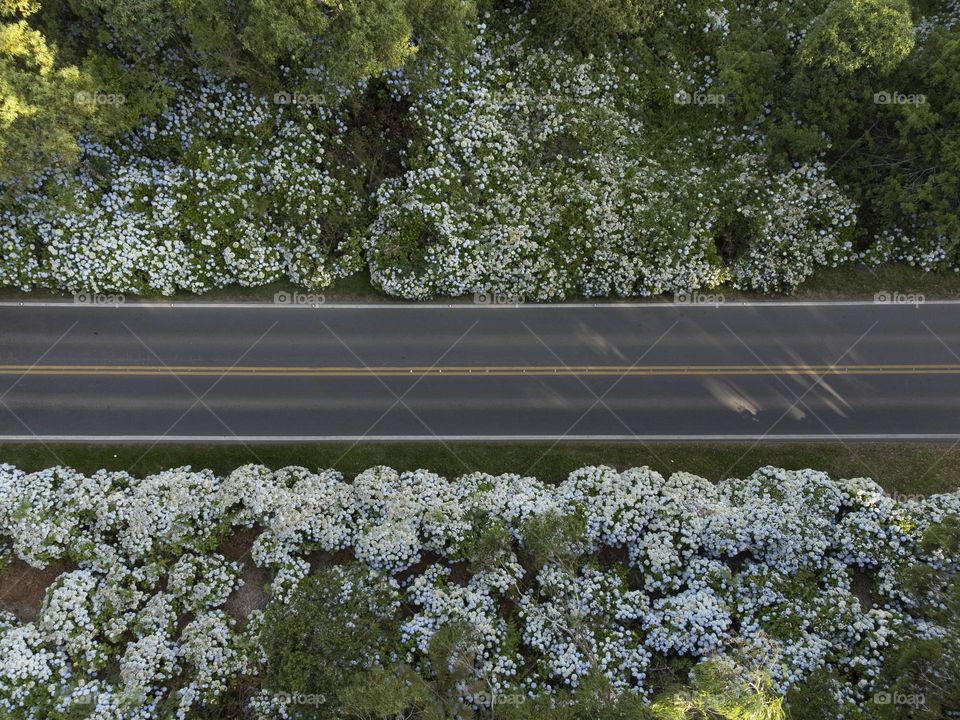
(259, 563, 402, 716)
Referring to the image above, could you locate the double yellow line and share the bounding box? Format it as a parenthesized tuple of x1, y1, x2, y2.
(1, 364, 958, 377)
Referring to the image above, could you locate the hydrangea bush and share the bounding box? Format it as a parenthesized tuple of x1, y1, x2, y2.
(365, 19, 857, 299)
(0, 74, 365, 295)
(0, 462, 956, 718)
(0, 13, 861, 300)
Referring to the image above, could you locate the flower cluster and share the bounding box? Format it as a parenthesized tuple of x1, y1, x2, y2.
(0, 75, 364, 295)
(0, 16, 861, 301)
(0, 462, 956, 718)
(365, 21, 856, 299)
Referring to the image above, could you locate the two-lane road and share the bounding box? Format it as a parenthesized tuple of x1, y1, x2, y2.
(0, 301, 958, 440)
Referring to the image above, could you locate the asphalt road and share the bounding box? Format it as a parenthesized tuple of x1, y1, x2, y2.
(0, 301, 958, 440)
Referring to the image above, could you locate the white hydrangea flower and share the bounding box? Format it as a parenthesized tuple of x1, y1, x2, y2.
(0, 77, 364, 296)
(119, 631, 179, 695)
(0, 460, 955, 717)
(176, 611, 244, 717)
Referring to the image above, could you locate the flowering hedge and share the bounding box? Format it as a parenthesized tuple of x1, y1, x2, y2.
(0, 462, 956, 718)
(366, 21, 857, 299)
(4, 3, 960, 299)
(1, 17, 860, 300)
(0, 75, 366, 296)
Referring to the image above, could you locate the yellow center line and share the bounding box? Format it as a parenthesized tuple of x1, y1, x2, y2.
(0, 364, 958, 377)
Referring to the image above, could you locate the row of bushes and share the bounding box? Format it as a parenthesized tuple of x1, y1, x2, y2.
(2, 3, 958, 299)
(0, 36, 856, 300)
(0, 463, 957, 718)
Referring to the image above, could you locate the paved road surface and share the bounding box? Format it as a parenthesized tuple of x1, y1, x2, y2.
(0, 301, 958, 440)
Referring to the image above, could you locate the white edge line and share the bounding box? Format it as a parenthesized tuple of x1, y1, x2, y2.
(0, 300, 958, 309)
(1, 434, 959, 442)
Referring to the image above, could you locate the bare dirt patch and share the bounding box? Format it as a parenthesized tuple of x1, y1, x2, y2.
(0, 558, 77, 622)
(851, 567, 876, 610)
(221, 527, 271, 626)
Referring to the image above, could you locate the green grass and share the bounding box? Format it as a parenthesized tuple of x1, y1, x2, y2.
(706, 264, 960, 301)
(2, 441, 958, 496)
(790, 264, 960, 300)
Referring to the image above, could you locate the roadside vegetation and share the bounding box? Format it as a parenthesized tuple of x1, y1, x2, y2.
(2, 441, 960, 496)
(0, 461, 958, 719)
(3, 1, 959, 717)
(2, 1, 959, 300)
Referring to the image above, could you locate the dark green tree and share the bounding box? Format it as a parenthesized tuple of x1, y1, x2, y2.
(64, 0, 476, 89)
(0, 0, 96, 185)
(526, 0, 663, 50)
(259, 564, 402, 718)
(867, 516, 960, 719)
(798, 0, 915, 74)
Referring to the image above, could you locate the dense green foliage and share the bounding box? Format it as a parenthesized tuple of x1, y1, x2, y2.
(1, 0, 958, 296)
(257, 507, 960, 720)
(0, 0, 91, 184)
(260, 564, 404, 713)
(2, 461, 958, 718)
(798, 0, 915, 73)
(525, 0, 663, 49)
(259, 562, 792, 720)
(57, 0, 476, 86)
